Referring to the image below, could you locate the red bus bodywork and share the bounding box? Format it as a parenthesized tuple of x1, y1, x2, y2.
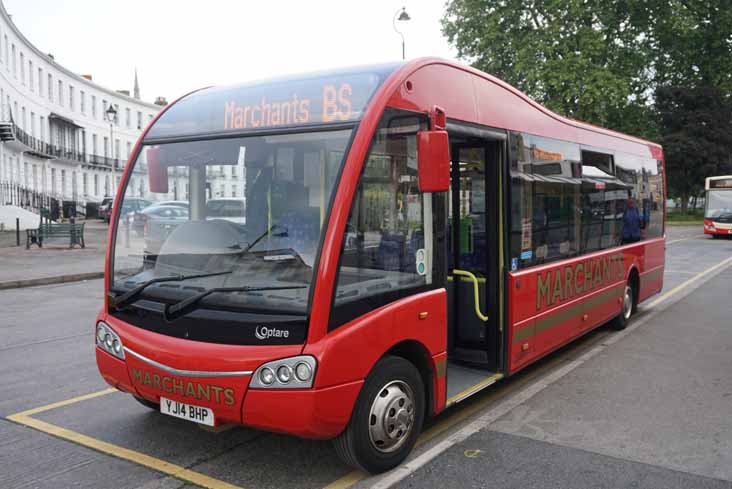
(97, 58, 664, 439)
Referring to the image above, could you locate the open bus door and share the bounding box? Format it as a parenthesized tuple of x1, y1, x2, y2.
(444, 126, 506, 404)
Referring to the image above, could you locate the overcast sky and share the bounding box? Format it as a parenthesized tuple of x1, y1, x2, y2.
(4, 0, 457, 104)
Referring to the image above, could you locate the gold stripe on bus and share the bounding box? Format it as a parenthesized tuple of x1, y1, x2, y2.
(435, 357, 447, 378)
(513, 283, 624, 344)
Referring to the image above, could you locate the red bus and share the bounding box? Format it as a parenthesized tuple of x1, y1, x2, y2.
(96, 58, 666, 473)
(704, 175, 732, 237)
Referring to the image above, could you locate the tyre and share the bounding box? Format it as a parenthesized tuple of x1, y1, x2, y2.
(333, 355, 425, 474)
(133, 395, 160, 410)
(610, 281, 635, 330)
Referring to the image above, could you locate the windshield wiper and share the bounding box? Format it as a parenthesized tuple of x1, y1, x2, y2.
(244, 224, 288, 252)
(111, 270, 233, 310)
(164, 285, 307, 320)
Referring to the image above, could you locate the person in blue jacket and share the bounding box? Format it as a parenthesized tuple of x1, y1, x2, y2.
(622, 197, 642, 244)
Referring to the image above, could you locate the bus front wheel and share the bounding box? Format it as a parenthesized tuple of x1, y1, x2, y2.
(333, 355, 425, 474)
(611, 281, 636, 331)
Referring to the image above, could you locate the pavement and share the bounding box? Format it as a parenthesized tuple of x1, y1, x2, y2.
(0, 225, 731, 489)
(394, 269, 732, 489)
(0, 218, 109, 289)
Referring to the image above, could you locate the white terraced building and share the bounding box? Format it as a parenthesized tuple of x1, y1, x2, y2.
(0, 0, 163, 210)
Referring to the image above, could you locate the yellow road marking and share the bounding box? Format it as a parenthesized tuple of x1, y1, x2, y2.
(7, 414, 241, 489)
(666, 234, 705, 245)
(647, 255, 732, 308)
(7, 389, 243, 489)
(323, 470, 368, 489)
(11, 388, 117, 418)
(324, 255, 732, 489)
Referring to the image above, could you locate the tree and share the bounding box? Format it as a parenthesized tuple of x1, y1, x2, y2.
(657, 86, 732, 211)
(441, 0, 658, 137)
(441, 0, 732, 203)
(650, 2, 732, 92)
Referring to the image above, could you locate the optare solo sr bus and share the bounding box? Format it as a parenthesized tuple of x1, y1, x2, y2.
(96, 58, 666, 473)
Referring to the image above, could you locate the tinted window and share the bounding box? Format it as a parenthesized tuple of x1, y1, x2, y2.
(614, 153, 664, 240)
(509, 133, 581, 270)
(509, 134, 665, 271)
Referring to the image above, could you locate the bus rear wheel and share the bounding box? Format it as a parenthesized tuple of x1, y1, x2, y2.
(611, 282, 635, 331)
(333, 355, 425, 474)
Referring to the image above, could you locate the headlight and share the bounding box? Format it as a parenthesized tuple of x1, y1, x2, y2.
(295, 362, 312, 382)
(276, 365, 292, 383)
(250, 355, 317, 389)
(259, 367, 275, 385)
(96, 322, 125, 360)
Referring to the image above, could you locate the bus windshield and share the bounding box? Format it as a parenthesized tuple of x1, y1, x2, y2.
(111, 129, 352, 315)
(705, 189, 732, 219)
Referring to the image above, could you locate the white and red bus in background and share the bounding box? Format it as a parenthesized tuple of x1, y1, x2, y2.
(96, 58, 666, 473)
(704, 176, 732, 238)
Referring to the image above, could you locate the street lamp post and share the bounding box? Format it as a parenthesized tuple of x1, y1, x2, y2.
(105, 104, 117, 196)
(393, 7, 411, 60)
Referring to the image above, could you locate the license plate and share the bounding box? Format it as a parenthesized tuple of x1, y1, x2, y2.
(160, 396, 215, 426)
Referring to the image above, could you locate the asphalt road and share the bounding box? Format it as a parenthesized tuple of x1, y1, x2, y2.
(1, 226, 731, 489)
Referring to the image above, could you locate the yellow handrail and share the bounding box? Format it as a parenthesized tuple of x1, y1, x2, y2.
(452, 269, 489, 322)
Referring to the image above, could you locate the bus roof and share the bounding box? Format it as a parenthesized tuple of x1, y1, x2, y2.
(144, 57, 661, 157)
(144, 62, 403, 141)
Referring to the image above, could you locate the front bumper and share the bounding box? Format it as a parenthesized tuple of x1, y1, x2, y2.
(95, 313, 363, 440)
(704, 221, 732, 235)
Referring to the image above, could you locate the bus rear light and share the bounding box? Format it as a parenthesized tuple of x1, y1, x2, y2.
(251, 355, 316, 389)
(96, 322, 125, 360)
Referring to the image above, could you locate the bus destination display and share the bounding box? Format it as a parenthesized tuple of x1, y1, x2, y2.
(146, 71, 388, 140)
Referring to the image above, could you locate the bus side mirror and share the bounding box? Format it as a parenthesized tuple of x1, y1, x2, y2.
(147, 148, 169, 194)
(417, 130, 450, 192)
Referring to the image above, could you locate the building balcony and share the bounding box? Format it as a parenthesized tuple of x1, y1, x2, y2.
(0, 121, 54, 159)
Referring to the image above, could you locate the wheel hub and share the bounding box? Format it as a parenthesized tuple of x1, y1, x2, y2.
(368, 380, 415, 453)
(623, 285, 633, 320)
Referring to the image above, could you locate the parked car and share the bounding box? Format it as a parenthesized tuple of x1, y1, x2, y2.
(98, 197, 114, 222)
(149, 200, 189, 209)
(206, 198, 246, 224)
(132, 205, 189, 236)
(112, 197, 152, 224)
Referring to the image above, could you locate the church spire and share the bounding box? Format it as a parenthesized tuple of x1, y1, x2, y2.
(133, 68, 140, 100)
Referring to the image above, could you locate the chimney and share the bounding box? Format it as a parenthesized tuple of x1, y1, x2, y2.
(47, 53, 54, 60)
(82, 74, 93, 81)
(154, 96, 168, 107)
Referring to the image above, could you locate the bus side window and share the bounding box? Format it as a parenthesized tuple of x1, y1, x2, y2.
(330, 111, 431, 330)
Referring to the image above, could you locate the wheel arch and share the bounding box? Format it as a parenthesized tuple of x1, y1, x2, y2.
(383, 340, 436, 419)
(627, 265, 640, 308)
